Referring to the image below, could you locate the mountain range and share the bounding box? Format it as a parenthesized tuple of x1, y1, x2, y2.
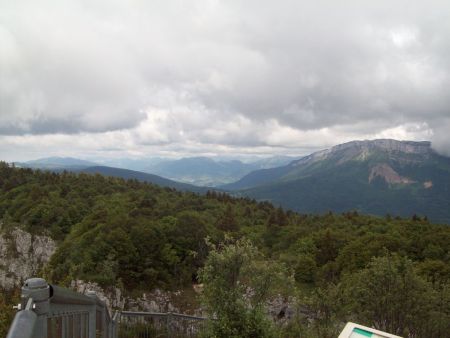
(16, 159, 208, 193)
(17, 157, 98, 170)
(17, 155, 297, 187)
(224, 139, 450, 223)
(13, 139, 450, 223)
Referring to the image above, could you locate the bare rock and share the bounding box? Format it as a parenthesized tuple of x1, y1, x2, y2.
(0, 227, 56, 289)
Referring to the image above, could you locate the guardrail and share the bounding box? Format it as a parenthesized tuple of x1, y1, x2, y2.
(118, 311, 206, 338)
(6, 278, 117, 338)
(6, 278, 207, 338)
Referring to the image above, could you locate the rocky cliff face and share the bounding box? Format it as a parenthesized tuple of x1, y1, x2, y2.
(71, 279, 193, 314)
(0, 226, 56, 289)
(293, 139, 433, 168)
(368, 163, 416, 185)
(332, 139, 431, 154)
(71, 279, 294, 321)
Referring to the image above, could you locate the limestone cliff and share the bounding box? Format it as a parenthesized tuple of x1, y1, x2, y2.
(0, 226, 56, 289)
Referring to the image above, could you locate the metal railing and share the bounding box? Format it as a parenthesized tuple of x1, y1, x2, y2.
(6, 278, 117, 338)
(118, 311, 206, 338)
(6, 278, 207, 338)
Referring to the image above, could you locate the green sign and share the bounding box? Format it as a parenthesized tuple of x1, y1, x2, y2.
(353, 327, 373, 337)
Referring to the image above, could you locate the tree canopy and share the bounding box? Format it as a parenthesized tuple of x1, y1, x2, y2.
(0, 162, 449, 336)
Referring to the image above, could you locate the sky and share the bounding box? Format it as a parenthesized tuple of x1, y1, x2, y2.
(1, 0, 450, 162)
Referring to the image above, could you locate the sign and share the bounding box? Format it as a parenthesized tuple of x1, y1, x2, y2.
(339, 322, 403, 338)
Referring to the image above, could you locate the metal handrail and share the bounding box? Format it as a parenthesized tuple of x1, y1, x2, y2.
(50, 285, 97, 305)
(6, 298, 37, 338)
(7, 278, 118, 338)
(118, 310, 207, 337)
(120, 311, 206, 320)
(7, 278, 207, 338)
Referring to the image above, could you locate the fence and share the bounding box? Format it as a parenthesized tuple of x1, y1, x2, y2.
(6, 278, 207, 338)
(118, 311, 206, 338)
(6, 278, 117, 338)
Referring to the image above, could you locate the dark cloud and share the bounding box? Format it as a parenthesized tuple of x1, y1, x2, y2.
(0, 0, 449, 158)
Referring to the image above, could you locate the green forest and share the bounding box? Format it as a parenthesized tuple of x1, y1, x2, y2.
(0, 162, 449, 337)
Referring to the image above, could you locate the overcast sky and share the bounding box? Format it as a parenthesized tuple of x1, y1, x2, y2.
(1, 0, 449, 161)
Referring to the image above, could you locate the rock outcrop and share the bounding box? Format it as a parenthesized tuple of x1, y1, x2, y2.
(368, 163, 415, 185)
(0, 226, 56, 289)
(71, 279, 204, 316)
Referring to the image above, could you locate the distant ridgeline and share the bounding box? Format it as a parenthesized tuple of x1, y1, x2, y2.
(16, 158, 210, 194)
(223, 139, 450, 224)
(0, 162, 449, 336)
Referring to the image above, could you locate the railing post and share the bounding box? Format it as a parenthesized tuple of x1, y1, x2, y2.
(167, 312, 173, 336)
(21, 278, 50, 338)
(6, 298, 37, 338)
(102, 306, 106, 338)
(111, 311, 119, 338)
(86, 291, 97, 338)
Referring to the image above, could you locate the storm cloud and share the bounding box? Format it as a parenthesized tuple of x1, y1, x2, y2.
(1, 0, 449, 160)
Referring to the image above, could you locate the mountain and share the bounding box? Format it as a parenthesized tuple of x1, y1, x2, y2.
(16, 157, 98, 170)
(96, 157, 166, 172)
(16, 158, 210, 193)
(14, 155, 298, 188)
(79, 166, 209, 193)
(145, 156, 298, 186)
(224, 139, 450, 223)
(249, 155, 299, 169)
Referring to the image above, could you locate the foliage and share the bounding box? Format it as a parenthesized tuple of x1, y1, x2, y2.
(0, 288, 20, 337)
(199, 238, 292, 338)
(339, 254, 450, 337)
(0, 162, 449, 337)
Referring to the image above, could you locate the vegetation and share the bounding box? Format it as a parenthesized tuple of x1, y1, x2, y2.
(227, 140, 450, 224)
(0, 289, 19, 338)
(0, 162, 449, 337)
(199, 241, 449, 338)
(199, 238, 292, 338)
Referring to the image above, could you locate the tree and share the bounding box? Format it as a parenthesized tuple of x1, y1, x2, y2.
(303, 284, 345, 338)
(339, 254, 447, 337)
(216, 204, 239, 232)
(199, 238, 293, 338)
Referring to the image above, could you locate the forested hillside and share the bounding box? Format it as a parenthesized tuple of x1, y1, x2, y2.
(0, 162, 449, 336)
(225, 140, 450, 224)
(79, 166, 209, 193)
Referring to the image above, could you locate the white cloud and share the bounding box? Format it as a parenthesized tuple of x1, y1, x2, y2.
(390, 26, 418, 49)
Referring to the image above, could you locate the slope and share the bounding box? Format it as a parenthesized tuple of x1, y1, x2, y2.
(80, 166, 209, 193)
(16, 157, 98, 170)
(227, 139, 450, 223)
